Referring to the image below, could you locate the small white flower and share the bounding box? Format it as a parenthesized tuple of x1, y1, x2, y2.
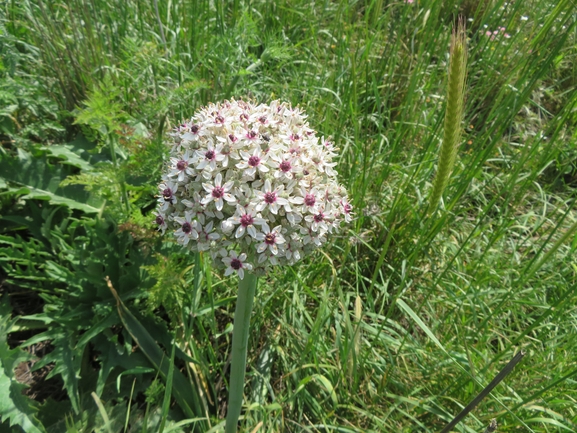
(221, 251, 252, 279)
(340, 199, 354, 223)
(255, 225, 285, 256)
(304, 207, 330, 233)
(254, 179, 289, 215)
(181, 123, 203, 142)
(226, 206, 269, 239)
(196, 142, 220, 172)
(174, 214, 199, 246)
(153, 211, 168, 234)
(182, 192, 214, 225)
(236, 147, 270, 178)
(302, 227, 326, 247)
(169, 150, 195, 183)
(290, 186, 320, 213)
(202, 173, 236, 211)
(214, 139, 240, 168)
(196, 221, 220, 251)
(158, 180, 178, 211)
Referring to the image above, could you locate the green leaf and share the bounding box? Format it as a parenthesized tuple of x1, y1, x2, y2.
(41, 145, 93, 171)
(108, 280, 208, 431)
(396, 298, 447, 355)
(0, 147, 103, 213)
(0, 297, 46, 433)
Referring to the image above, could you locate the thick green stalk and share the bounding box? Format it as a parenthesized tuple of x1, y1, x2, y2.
(428, 19, 467, 214)
(225, 273, 258, 433)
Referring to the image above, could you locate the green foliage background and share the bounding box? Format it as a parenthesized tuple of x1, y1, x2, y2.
(1, 0, 576, 432)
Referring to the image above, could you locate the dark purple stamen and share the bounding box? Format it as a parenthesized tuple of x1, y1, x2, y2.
(290, 133, 300, 141)
(231, 258, 242, 270)
(265, 233, 276, 245)
(215, 115, 225, 124)
(155, 215, 164, 225)
(304, 194, 316, 207)
(182, 222, 192, 234)
(264, 192, 276, 204)
(247, 130, 258, 139)
(228, 134, 238, 143)
(176, 160, 188, 170)
(162, 188, 173, 199)
(258, 116, 267, 123)
(240, 113, 249, 122)
(240, 214, 254, 227)
(205, 150, 215, 160)
(191, 124, 200, 133)
(280, 161, 291, 172)
(248, 156, 261, 167)
(344, 203, 352, 213)
(314, 213, 324, 223)
(212, 187, 224, 199)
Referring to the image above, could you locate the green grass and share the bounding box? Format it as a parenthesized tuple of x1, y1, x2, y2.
(1, 0, 577, 431)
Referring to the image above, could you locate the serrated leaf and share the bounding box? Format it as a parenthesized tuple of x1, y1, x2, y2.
(30, 330, 81, 414)
(40, 134, 106, 171)
(0, 147, 103, 213)
(42, 145, 93, 171)
(15, 186, 102, 214)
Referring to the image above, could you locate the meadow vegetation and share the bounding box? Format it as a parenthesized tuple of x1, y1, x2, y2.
(1, 0, 576, 431)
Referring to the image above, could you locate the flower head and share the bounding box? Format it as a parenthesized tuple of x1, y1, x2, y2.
(155, 99, 352, 278)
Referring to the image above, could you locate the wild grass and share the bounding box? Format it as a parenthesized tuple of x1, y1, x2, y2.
(1, 0, 577, 432)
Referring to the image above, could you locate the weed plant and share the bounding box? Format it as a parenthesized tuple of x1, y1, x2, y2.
(1, 0, 577, 432)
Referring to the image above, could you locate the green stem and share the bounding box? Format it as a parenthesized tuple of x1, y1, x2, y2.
(107, 132, 130, 216)
(225, 273, 258, 433)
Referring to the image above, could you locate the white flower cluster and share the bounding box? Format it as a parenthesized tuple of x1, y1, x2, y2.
(154, 99, 352, 278)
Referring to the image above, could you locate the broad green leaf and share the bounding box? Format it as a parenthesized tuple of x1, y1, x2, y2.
(42, 145, 94, 171)
(108, 280, 208, 431)
(0, 147, 103, 213)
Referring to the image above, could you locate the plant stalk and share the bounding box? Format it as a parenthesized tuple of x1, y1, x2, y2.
(428, 18, 467, 214)
(225, 273, 258, 433)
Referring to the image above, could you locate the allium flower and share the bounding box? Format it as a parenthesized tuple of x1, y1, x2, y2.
(225, 205, 269, 239)
(153, 211, 168, 234)
(255, 225, 285, 256)
(201, 172, 236, 211)
(154, 99, 352, 278)
(221, 250, 252, 279)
